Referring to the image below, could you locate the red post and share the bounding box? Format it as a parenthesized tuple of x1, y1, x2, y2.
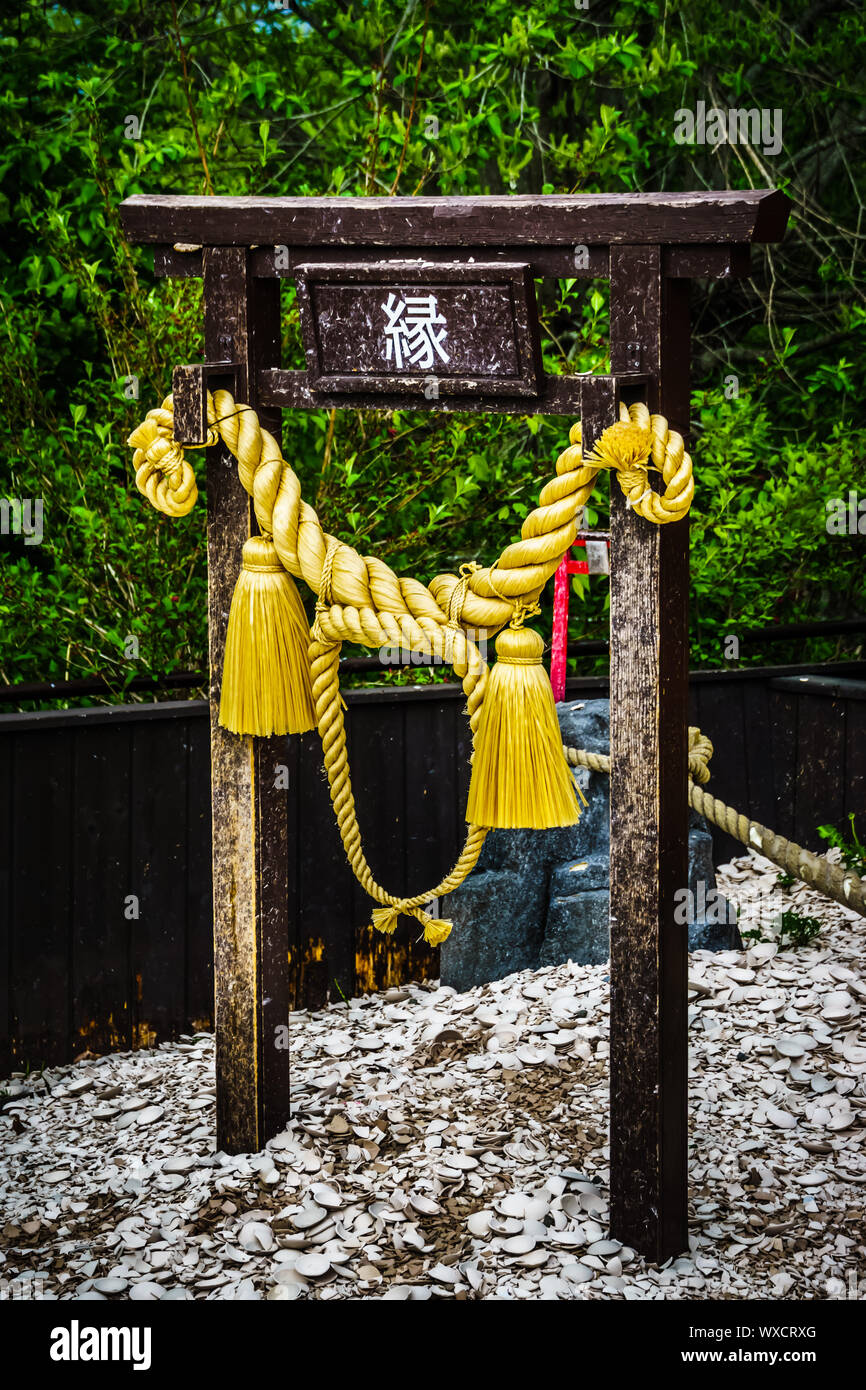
(550, 540, 596, 700)
(550, 555, 570, 702)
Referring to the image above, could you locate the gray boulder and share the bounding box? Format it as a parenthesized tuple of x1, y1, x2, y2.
(441, 698, 740, 992)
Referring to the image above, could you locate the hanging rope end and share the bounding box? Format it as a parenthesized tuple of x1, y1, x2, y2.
(419, 911, 452, 946)
(219, 535, 317, 737)
(466, 620, 582, 831)
(371, 905, 400, 936)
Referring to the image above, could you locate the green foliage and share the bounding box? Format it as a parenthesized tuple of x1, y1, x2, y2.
(818, 815, 866, 878)
(741, 908, 823, 950)
(1, 0, 865, 700)
(689, 389, 866, 667)
(774, 909, 823, 950)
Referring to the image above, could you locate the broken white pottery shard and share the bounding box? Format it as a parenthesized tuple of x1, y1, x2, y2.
(501, 1234, 536, 1255)
(765, 1105, 797, 1129)
(135, 1105, 164, 1126)
(310, 1184, 343, 1209)
(467, 1211, 492, 1238)
(239, 1221, 274, 1253)
(408, 1193, 440, 1217)
(293, 1253, 332, 1279)
(290, 1203, 328, 1231)
(495, 1193, 549, 1222)
(267, 1282, 300, 1300)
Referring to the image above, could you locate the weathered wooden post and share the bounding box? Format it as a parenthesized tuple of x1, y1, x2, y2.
(119, 193, 788, 1249)
(171, 249, 291, 1153)
(607, 249, 691, 1261)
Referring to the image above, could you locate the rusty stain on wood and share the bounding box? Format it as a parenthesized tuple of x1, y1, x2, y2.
(133, 1022, 158, 1050)
(354, 923, 438, 997)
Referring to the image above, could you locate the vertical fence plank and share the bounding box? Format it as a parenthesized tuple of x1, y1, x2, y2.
(743, 678, 777, 838)
(295, 728, 355, 1009)
(0, 735, 12, 1073)
(71, 724, 133, 1055)
(349, 697, 409, 995)
(185, 713, 214, 1031)
(608, 248, 690, 1263)
(694, 678, 749, 865)
(845, 695, 866, 830)
(455, 699, 473, 829)
(10, 731, 73, 1068)
(130, 717, 188, 1046)
(404, 697, 460, 878)
(768, 685, 799, 839)
(794, 694, 846, 851)
(398, 696, 455, 987)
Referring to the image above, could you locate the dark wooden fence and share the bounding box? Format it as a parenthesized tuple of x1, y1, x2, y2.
(2, 661, 864, 1073)
(689, 667, 866, 865)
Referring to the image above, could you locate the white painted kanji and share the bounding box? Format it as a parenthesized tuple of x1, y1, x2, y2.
(381, 292, 450, 370)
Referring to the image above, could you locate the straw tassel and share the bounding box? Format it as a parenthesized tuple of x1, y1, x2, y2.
(466, 623, 584, 830)
(219, 535, 316, 737)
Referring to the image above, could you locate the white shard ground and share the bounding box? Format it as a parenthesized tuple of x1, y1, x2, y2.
(1, 851, 863, 1302)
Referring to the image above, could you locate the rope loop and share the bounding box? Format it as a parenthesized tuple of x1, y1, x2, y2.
(508, 597, 542, 630)
(312, 536, 340, 644)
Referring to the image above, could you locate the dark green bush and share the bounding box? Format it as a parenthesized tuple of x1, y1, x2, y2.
(2, 1, 864, 702)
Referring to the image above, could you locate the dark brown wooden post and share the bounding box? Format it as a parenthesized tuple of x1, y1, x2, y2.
(202, 247, 291, 1153)
(608, 246, 690, 1261)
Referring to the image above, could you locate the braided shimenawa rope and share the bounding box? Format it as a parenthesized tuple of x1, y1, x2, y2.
(129, 393, 694, 939)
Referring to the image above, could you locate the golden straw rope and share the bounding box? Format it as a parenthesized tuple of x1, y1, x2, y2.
(129, 396, 693, 938)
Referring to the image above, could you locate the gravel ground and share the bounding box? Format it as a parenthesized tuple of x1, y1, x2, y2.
(1, 851, 864, 1302)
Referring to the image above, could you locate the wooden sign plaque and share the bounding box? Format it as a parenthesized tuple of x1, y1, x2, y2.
(294, 261, 542, 399)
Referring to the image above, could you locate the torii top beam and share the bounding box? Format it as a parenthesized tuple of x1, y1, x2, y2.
(120, 189, 789, 249)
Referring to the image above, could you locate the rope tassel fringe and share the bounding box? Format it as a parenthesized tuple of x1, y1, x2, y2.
(219, 535, 316, 737)
(466, 624, 585, 830)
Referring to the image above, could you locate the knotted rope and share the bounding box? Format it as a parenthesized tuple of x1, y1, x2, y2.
(564, 730, 866, 918)
(129, 394, 693, 942)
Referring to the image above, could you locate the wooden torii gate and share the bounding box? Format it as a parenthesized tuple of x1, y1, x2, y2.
(119, 190, 789, 1262)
